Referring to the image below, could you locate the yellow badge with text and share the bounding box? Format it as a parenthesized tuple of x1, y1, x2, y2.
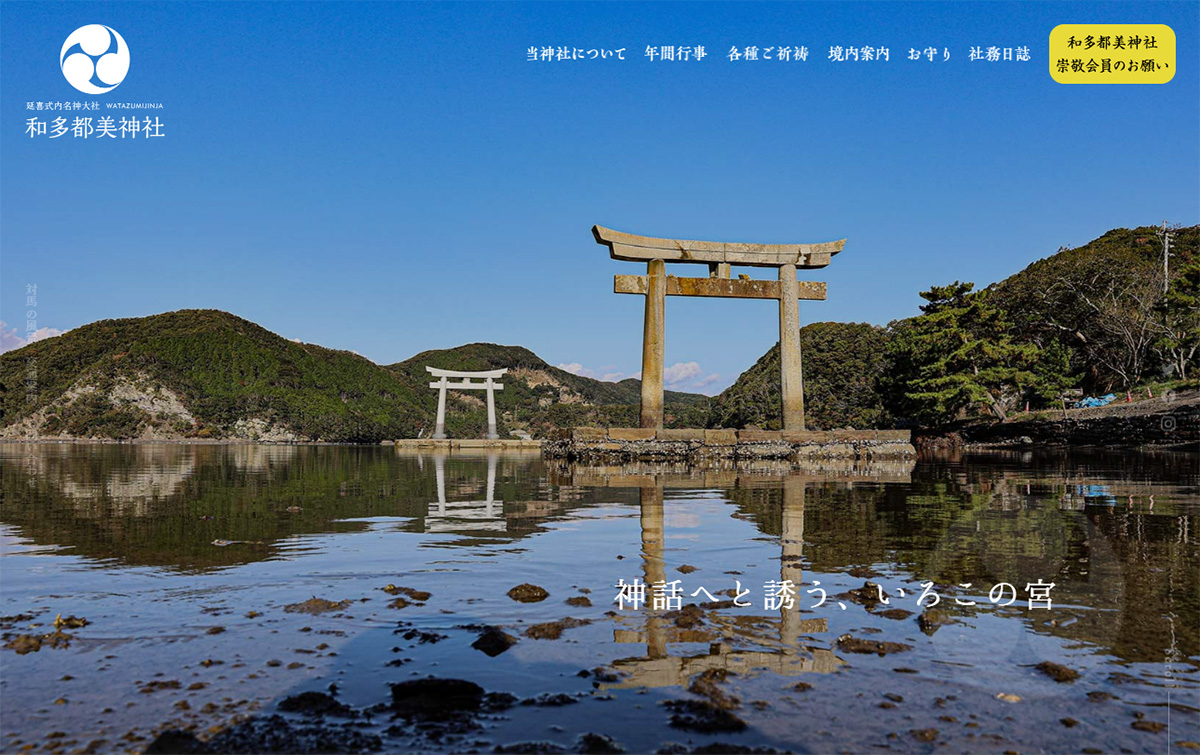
(1050, 24, 1175, 83)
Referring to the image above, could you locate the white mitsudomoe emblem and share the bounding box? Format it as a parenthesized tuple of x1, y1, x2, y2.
(60, 24, 130, 94)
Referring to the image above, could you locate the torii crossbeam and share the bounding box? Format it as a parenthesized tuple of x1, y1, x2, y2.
(593, 225, 844, 431)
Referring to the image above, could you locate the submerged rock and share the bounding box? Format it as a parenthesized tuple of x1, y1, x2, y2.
(1035, 660, 1080, 683)
(578, 733, 625, 753)
(144, 730, 209, 753)
(283, 598, 351, 615)
(494, 743, 565, 753)
(688, 669, 740, 711)
(836, 634, 912, 656)
(663, 699, 747, 733)
(565, 596, 593, 608)
(381, 585, 431, 602)
(840, 582, 886, 608)
(524, 617, 591, 640)
(277, 691, 357, 718)
(507, 584, 550, 603)
(390, 678, 484, 719)
(520, 692, 579, 707)
(917, 609, 955, 635)
(3, 631, 72, 654)
(669, 604, 705, 629)
(471, 626, 518, 657)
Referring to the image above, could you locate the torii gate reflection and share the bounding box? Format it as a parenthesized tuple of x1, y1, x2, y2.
(553, 467, 873, 688)
(425, 451, 505, 532)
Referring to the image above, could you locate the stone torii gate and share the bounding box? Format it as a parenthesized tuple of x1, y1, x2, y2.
(592, 225, 843, 431)
(427, 366, 506, 440)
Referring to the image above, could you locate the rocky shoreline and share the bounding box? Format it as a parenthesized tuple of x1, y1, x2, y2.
(542, 427, 916, 463)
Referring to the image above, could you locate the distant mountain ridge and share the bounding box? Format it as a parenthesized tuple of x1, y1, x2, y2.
(0, 309, 707, 442)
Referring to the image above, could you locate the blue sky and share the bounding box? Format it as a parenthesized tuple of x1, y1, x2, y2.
(3, 1, 1197, 394)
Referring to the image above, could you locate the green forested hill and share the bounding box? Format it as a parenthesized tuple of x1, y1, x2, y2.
(0, 310, 708, 442)
(707, 322, 892, 430)
(387, 343, 710, 437)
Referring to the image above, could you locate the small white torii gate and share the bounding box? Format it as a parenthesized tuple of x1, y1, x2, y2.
(427, 366, 507, 440)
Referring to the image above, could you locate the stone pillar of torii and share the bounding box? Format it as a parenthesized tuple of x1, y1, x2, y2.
(426, 366, 507, 439)
(592, 225, 843, 431)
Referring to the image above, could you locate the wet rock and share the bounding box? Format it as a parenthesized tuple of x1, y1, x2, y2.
(676, 564, 699, 574)
(578, 732, 625, 754)
(471, 626, 518, 657)
(283, 598, 351, 615)
(883, 693, 903, 702)
(879, 701, 896, 709)
(524, 617, 591, 640)
(836, 634, 912, 656)
(390, 678, 484, 720)
(699, 600, 737, 610)
(1036, 661, 1080, 683)
(278, 691, 356, 718)
(206, 626, 225, 635)
(688, 669, 739, 711)
(1087, 691, 1117, 702)
(1132, 720, 1168, 733)
(589, 667, 620, 683)
(520, 693, 579, 707)
(1061, 718, 1080, 727)
(3, 631, 74, 654)
(893, 667, 919, 674)
(0, 613, 37, 630)
(482, 692, 518, 711)
(507, 584, 549, 603)
(669, 604, 705, 629)
(910, 728, 939, 743)
(840, 582, 885, 608)
(387, 597, 412, 610)
(689, 746, 785, 754)
(144, 730, 209, 753)
(204, 714, 382, 752)
(791, 681, 812, 692)
(53, 614, 89, 629)
(139, 680, 181, 693)
(565, 596, 593, 608)
(494, 743, 565, 753)
(917, 609, 955, 635)
(663, 699, 747, 733)
(381, 585, 431, 602)
(995, 693, 1022, 703)
(394, 624, 447, 644)
(878, 608, 914, 621)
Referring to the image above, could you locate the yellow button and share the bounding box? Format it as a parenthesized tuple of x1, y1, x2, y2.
(1049, 24, 1175, 84)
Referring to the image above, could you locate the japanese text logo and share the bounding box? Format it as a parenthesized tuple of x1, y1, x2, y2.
(60, 25, 129, 94)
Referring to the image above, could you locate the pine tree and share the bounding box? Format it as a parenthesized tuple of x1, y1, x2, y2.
(886, 282, 1040, 425)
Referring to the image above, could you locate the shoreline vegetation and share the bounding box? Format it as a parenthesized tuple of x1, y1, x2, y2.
(2, 224, 1197, 447)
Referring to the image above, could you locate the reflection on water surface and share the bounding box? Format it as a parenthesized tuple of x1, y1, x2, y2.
(1, 443, 1196, 753)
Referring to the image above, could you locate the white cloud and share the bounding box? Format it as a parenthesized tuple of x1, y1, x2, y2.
(663, 361, 703, 386)
(601, 372, 628, 382)
(557, 362, 599, 378)
(0, 322, 65, 354)
(28, 327, 64, 343)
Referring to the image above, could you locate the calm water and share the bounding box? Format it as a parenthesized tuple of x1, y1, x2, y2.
(0, 443, 1197, 754)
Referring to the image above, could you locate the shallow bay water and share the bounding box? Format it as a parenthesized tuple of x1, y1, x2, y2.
(0, 443, 1197, 754)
